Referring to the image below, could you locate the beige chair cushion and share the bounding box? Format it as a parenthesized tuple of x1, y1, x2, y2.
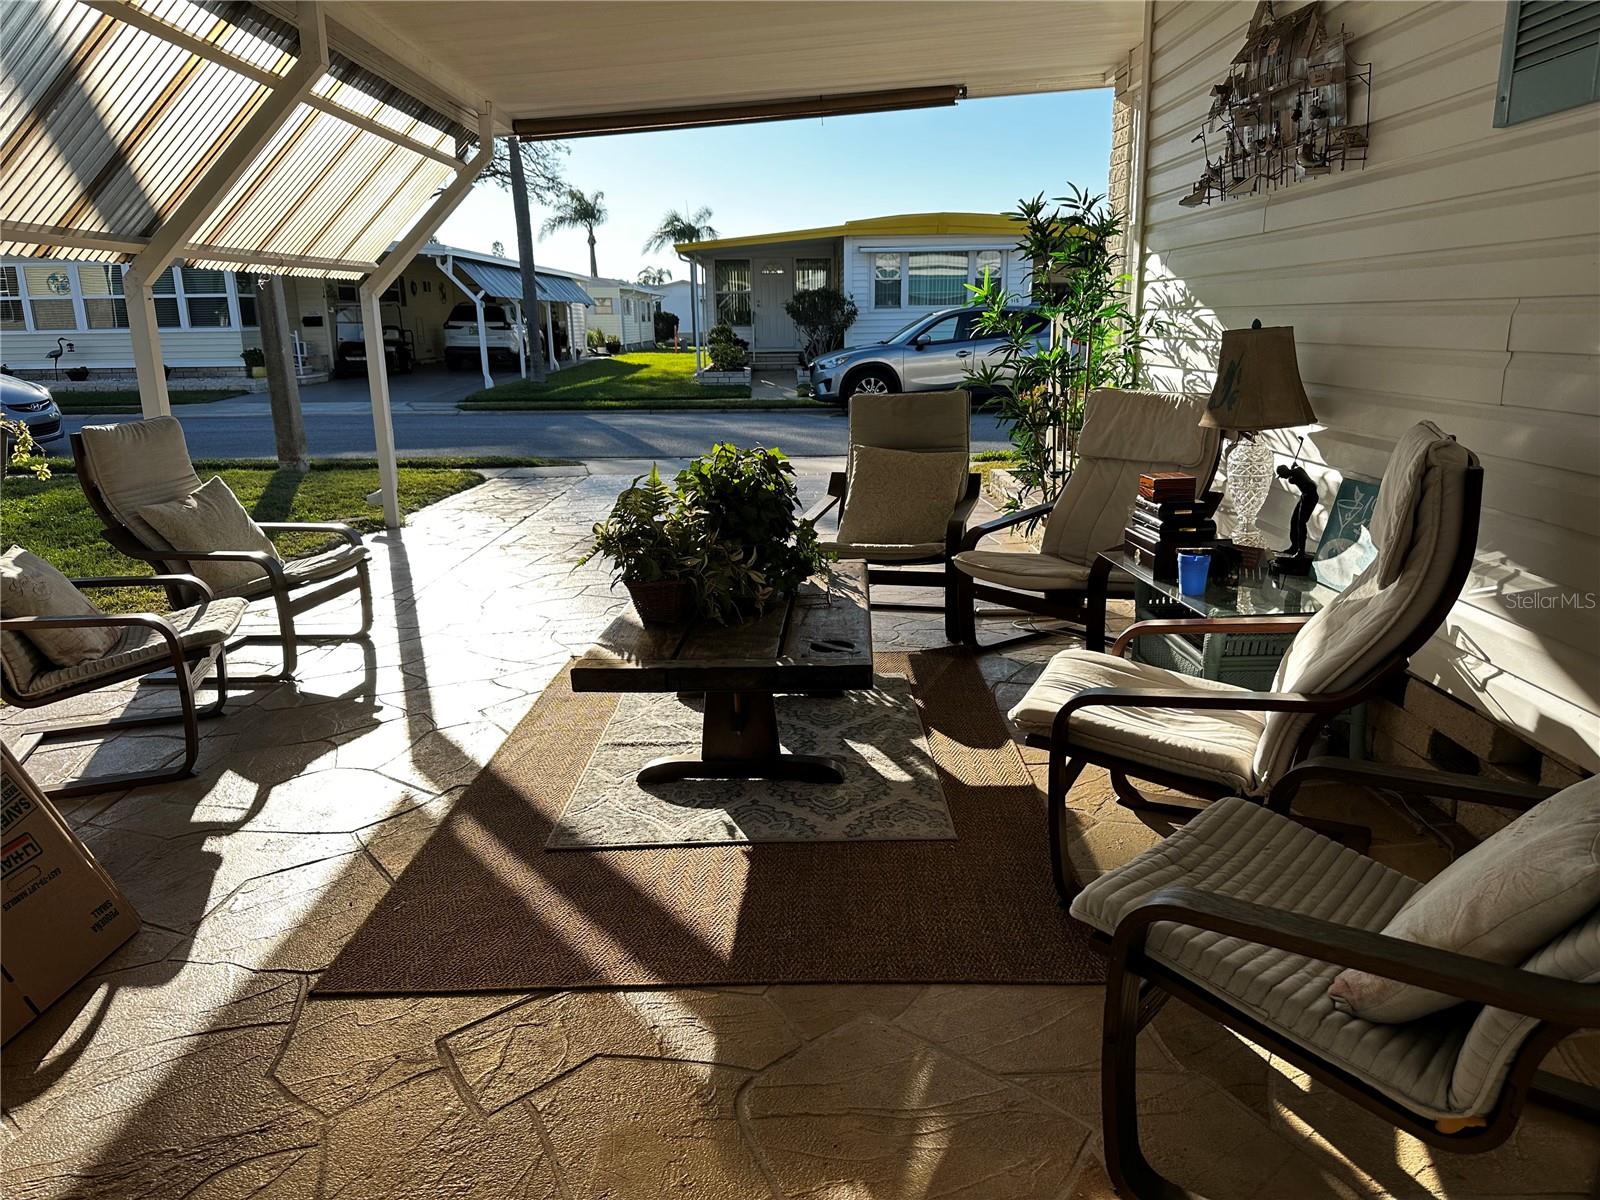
(1038, 390, 1219, 567)
(19, 596, 248, 699)
(0, 547, 118, 667)
(1008, 650, 1263, 792)
(1072, 797, 1476, 1120)
(1330, 777, 1600, 1022)
(1253, 425, 1474, 786)
(231, 541, 369, 600)
(1450, 906, 1599, 1116)
(837, 445, 967, 548)
(1369, 422, 1440, 588)
(951, 549, 1092, 591)
(847, 391, 970, 459)
(137, 476, 282, 596)
(77, 416, 204, 550)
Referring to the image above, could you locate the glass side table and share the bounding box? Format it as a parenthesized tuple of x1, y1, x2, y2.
(1084, 549, 1340, 653)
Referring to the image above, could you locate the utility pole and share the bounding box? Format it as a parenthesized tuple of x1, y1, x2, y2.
(507, 136, 547, 383)
(257, 274, 308, 470)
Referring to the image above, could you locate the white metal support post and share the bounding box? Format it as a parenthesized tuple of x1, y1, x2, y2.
(122, 1, 328, 418)
(1126, 0, 1156, 325)
(544, 302, 557, 370)
(437, 254, 495, 391)
(512, 301, 527, 378)
(361, 106, 495, 528)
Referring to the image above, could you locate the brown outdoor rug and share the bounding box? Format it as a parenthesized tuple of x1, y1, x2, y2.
(316, 648, 1103, 992)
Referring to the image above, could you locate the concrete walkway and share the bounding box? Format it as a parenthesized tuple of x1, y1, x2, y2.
(3, 467, 1594, 1200)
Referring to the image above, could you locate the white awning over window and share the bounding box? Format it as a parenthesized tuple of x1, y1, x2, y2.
(1, 0, 473, 278)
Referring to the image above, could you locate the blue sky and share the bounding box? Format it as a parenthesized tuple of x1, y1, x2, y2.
(437, 88, 1112, 282)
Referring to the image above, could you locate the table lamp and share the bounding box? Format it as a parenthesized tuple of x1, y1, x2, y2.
(1201, 320, 1316, 552)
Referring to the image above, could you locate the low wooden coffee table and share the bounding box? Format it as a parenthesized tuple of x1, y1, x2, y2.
(571, 562, 873, 785)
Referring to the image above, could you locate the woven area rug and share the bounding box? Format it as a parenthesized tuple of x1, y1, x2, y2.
(316, 649, 1103, 993)
(547, 675, 953, 849)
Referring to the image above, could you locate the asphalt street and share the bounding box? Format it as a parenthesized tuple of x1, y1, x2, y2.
(61, 374, 1014, 463)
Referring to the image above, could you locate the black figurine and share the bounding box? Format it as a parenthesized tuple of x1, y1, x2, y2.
(1273, 462, 1319, 575)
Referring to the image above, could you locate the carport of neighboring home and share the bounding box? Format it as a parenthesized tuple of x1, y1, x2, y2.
(677, 213, 1027, 366)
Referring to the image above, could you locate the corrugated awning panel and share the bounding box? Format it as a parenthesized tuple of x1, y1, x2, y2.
(0, 0, 471, 278)
(456, 258, 594, 306)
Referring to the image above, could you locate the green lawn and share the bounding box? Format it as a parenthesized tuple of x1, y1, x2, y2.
(460, 351, 818, 410)
(1, 461, 488, 613)
(53, 389, 243, 414)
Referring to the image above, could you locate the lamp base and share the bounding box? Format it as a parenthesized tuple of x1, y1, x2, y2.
(1224, 433, 1275, 548)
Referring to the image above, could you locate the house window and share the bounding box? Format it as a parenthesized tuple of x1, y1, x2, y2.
(873, 253, 901, 308)
(594, 297, 613, 314)
(149, 267, 182, 328)
(623, 298, 633, 318)
(79, 264, 129, 328)
(908, 252, 967, 307)
(714, 260, 752, 325)
(180, 267, 231, 327)
(235, 273, 259, 327)
(22, 265, 76, 329)
(795, 258, 829, 291)
(975, 249, 1004, 287)
(1, 266, 25, 331)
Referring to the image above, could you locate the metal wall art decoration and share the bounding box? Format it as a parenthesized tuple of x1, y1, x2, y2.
(1181, 0, 1371, 208)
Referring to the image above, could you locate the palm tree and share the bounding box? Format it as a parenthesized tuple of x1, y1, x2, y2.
(643, 206, 718, 254)
(637, 266, 672, 285)
(644, 207, 718, 352)
(541, 187, 607, 277)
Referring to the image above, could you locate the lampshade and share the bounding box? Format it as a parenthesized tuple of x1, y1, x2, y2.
(1201, 323, 1316, 431)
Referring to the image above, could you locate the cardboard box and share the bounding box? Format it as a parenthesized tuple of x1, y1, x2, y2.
(1, 745, 139, 1043)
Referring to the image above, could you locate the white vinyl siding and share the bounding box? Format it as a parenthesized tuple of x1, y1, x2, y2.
(844, 236, 1029, 345)
(1134, 0, 1600, 770)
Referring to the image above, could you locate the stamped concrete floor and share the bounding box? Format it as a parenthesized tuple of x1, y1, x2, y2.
(3, 466, 1596, 1200)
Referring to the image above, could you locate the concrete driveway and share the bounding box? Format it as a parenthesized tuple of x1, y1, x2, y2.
(62, 368, 1015, 462)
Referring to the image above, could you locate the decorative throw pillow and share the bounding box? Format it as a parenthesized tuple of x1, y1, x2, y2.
(1328, 775, 1600, 1023)
(137, 476, 281, 596)
(0, 546, 119, 667)
(837, 446, 968, 548)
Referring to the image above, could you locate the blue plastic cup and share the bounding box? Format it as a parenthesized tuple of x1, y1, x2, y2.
(1177, 550, 1211, 596)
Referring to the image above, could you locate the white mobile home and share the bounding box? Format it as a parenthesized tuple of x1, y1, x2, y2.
(580, 277, 662, 350)
(677, 212, 1027, 366)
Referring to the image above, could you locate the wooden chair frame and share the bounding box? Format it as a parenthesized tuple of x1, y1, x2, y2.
(949, 499, 1139, 649)
(804, 469, 982, 643)
(0, 575, 230, 798)
(1026, 464, 1484, 906)
(1095, 757, 1599, 1200)
(71, 432, 374, 682)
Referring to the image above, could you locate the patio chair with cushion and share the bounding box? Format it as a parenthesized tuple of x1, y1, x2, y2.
(950, 388, 1221, 649)
(1071, 757, 1600, 1200)
(72, 417, 373, 681)
(0, 547, 245, 798)
(803, 391, 981, 641)
(1009, 421, 1483, 904)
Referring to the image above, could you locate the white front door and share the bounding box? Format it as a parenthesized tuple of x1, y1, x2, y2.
(752, 259, 794, 349)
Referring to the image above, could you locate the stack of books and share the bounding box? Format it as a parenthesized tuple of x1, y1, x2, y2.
(1124, 476, 1224, 581)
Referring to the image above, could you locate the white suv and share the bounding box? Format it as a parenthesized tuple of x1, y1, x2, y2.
(444, 302, 525, 370)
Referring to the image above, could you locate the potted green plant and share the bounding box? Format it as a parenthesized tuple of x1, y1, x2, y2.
(674, 443, 828, 624)
(580, 466, 696, 625)
(240, 346, 267, 378)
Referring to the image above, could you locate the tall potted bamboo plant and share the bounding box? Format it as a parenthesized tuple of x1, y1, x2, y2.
(965, 185, 1164, 516)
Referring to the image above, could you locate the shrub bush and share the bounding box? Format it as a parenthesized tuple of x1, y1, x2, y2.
(706, 323, 748, 372)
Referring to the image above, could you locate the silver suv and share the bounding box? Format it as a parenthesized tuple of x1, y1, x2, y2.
(809, 306, 1048, 404)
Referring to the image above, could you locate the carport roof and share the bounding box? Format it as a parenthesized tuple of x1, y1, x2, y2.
(452, 258, 594, 306)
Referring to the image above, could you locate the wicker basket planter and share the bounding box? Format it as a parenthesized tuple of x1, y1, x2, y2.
(625, 579, 694, 627)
